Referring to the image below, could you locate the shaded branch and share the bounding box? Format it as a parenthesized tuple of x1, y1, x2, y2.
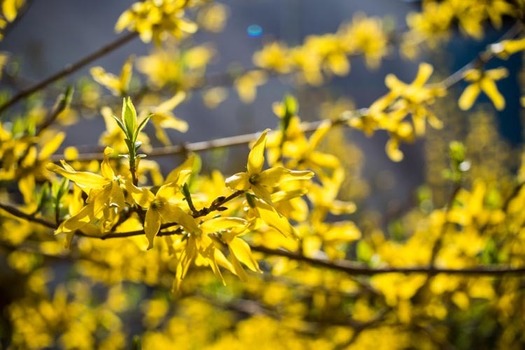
(441, 21, 524, 89)
(50, 110, 364, 162)
(47, 22, 525, 163)
(0, 202, 56, 229)
(3, 196, 525, 276)
(250, 244, 525, 276)
(0, 31, 137, 116)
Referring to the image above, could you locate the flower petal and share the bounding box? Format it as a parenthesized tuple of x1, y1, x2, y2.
(247, 129, 269, 174)
(229, 237, 261, 273)
(144, 208, 161, 249)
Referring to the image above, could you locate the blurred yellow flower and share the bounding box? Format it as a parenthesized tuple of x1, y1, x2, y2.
(459, 68, 508, 111)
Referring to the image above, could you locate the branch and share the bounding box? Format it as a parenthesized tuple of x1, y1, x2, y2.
(441, 21, 524, 89)
(3, 197, 525, 276)
(249, 245, 525, 276)
(47, 22, 525, 163)
(50, 110, 364, 162)
(0, 31, 138, 116)
(0, 202, 56, 229)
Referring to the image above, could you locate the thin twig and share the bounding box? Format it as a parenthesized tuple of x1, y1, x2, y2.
(50, 110, 364, 162)
(47, 22, 524, 163)
(441, 21, 524, 89)
(250, 245, 525, 276)
(2, 199, 525, 276)
(0, 31, 137, 116)
(0, 202, 56, 229)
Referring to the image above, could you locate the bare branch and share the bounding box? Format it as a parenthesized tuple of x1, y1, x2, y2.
(250, 245, 525, 276)
(0, 31, 137, 116)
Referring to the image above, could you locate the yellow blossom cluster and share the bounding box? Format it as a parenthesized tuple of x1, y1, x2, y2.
(2, 0, 525, 348)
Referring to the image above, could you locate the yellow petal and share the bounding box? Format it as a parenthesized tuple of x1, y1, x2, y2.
(57, 205, 93, 234)
(386, 138, 403, 162)
(229, 237, 261, 272)
(18, 175, 34, 205)
(485, 68, 508, 81)
(225, 172, 250, 191)
(413, 63, 433, 86)
(47, 162, 108, 191)
(323, 221, 361, 242)
(308, 120, 332, 150)
(175, 238, 197, 290)
(161, 205, 199, 234)
(258, 167, 314, 187)
(458, 84, 481, 111)
(119, 56, 134, 93)
(127, 183, 154, 208)
(309, 151, 341, 169)
(254, 198, 297, 238)
(157, 91, 186, 112)
(201, 217, 247, 235)
(480, 78, 505, 110)
(144, 209, 161, 249)
(165, 155, 195, 184)
(39, 132, 65, 160)
(90, 67, 120, 96)
(247, 129, 269, 174)
(2, 0, 22, 22)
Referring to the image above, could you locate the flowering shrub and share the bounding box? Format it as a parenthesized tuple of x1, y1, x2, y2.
(1, 0, 525, 348)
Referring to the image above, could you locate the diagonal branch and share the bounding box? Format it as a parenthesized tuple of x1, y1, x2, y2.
(50, 109, 365, 162)
(2, 199, 525, 277)
(250, 244, 525, 276)
(0, 31, 137, 116)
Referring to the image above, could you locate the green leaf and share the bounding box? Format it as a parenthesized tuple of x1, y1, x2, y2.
(112, 114, 127, 135)
(245, 192, 256, 208)
(122, 97, 137, 140)
(134, 114, 151, 141)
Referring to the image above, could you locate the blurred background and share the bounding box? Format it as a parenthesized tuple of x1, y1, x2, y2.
(0, 0, 521, 215)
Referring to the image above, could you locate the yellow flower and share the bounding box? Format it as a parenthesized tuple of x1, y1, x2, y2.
(47, 148, 129, 235)
(225, 130, 314, 204)
(234, 70, 267, 104)
(491, 38, 525, 59)
(459, 68, 508, 111)
(253, 42, 291, 74)
(142, 92, 189, 145)
(173, 215, 256, 289)
(307, 168, 356, 223)
(90, 56, 133, 96)
(338, 13, 388, 69)
(196, 2, 228, 33)
(305, 34, 349, 76)
(130, 155, 195, 248)
(115, 0, 197, 44)
(2, 0, 24, 22)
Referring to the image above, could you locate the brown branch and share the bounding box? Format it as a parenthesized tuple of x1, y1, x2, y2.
(0, 202, 56, 229)
(441, 21, 524, 89)
(50, 110, 364, 162)
(250, 244, 525, 276)
(3, 197, 525, 276)
(0, 31, 138, 116)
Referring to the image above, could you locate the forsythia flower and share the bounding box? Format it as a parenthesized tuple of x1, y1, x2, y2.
(225, 130, 314, 204)
(90, 56, 133, 96)
(459, 68, 508, 111)
(234, 70, 267, 104)
(491, 38, 525, 59)
(141, 92, 189, 145)
(351, 63, 444, 161)
(253, 42, 292, 74)
(47, 148, 129, 235)
(115, 0, 197, 44)
(131, 157, 193, 249)
(338, 13, 389, 69)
